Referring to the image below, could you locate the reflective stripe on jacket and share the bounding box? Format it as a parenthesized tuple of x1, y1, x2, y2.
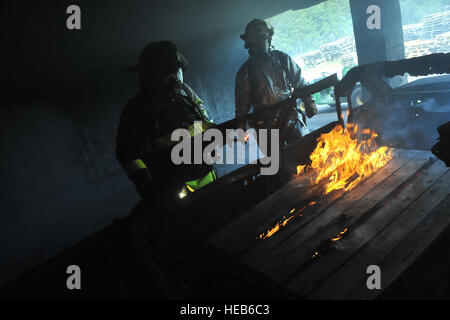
(116, 83, 216, 191)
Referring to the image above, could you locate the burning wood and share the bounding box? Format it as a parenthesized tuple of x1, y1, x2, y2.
(257, 123, 392, 241)
(330, 227, 348, 241)
(257, 201, 316, 239)
(297, 124, 393, 194)
(294, 124, 393, 262)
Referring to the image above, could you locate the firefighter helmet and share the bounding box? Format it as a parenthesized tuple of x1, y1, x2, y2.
(240, 19, 274, 46)
(128, 41, 188, 78)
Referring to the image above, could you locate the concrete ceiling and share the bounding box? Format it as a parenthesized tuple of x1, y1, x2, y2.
(0, 0, 327, 99)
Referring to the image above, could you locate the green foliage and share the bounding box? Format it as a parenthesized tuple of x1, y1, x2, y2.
(267, 0, 448, 57)
(267, 0, 354, 55)
(399, 0, 448, 25)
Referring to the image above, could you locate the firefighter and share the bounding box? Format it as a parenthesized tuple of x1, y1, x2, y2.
(235, 19, 318, 144)
(116, 41, 215, 205)
(115, 41, 215, 297)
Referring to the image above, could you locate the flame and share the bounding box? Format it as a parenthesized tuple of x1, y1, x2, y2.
(299, 124, 392, 194)
(310, 227, 350, 261)
(258, 201, 316, 239)
(297, 164, 307, 176)
(331, 227, 348, 241)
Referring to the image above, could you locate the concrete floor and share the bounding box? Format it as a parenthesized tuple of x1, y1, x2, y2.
(0, 170, 139, 286)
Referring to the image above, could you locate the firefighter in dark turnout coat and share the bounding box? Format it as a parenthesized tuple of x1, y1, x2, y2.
(115, 41, 215, 297)
(116, 41, 215, 205)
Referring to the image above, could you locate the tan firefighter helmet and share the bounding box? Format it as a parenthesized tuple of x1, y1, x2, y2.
(240, 19, 274, 46)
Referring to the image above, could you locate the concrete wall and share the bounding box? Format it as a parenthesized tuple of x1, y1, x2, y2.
(349, 0, 406, 89)
(0, 0, 324, 284)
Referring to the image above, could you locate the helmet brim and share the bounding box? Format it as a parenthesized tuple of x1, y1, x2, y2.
(127, 49, 188, 74)
(240, 32, 273, 44)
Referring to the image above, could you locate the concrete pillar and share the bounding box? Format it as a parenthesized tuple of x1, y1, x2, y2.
(349, 0, 406, 89)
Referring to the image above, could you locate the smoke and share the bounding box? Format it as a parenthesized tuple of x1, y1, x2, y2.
(420, 98, 450, 113)
(352, 94, 450, 151)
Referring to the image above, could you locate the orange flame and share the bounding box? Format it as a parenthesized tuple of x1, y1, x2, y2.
(299, 124, 392, 194)
(297, 164, 307, 176)
(258, 201, 316, 239)
(331, 227, 348, 241)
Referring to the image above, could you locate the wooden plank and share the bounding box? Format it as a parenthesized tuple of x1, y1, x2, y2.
(207, 149, 409, 257)
(239, 149, 411, 264)
(335, 179, 450, 299)
(207, 169, 320, 256)
(242, 153, 430, 284)
(400, 149, 439, 160)
(287, 161, 448, 298)
(308, 169, 450, 299)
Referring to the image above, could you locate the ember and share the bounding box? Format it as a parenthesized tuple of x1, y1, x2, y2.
(297, 124, 393, 194)
(331, 227, 348, 241)
(257, 201, 316, 239)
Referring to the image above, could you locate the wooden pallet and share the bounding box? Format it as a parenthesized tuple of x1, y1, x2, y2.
(207, 149, 450, 299)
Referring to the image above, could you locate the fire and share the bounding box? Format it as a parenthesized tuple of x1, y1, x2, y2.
(297, 164, 306, 176)
(331, 227, 348, 241)
(297, 124, 392, 194)
(258, 201, 316, 239)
